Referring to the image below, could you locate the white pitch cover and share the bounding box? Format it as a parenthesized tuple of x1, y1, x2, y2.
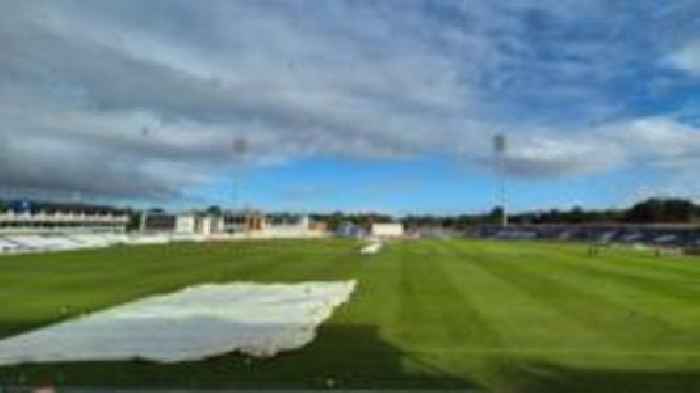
(0, 281, 356, 364)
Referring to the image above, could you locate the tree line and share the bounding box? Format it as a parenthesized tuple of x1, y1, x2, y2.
(399, 198, 700, 229)
(3, 198, 699, 230)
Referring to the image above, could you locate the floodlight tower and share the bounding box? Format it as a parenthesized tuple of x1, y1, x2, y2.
(230, 137, 249, 234)
(231, 137, 248, 207)
(493, 134, 508, 227)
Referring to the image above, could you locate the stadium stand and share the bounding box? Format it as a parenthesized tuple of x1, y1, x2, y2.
(6, 235, 54, 251)
(654, 234, 678, 244)
(494, 229, 537, 240)
(473, 224, 700, 248)
(620, 232, 643, 243)
(170, 233, 206, 242)
(0, 238, 20, 252)
(597, 231, 618, 244)
(68, 234, 117, 248)
(126, 234, 171, 245)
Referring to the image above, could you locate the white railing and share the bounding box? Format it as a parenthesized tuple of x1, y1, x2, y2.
(0, 211, 129, 224)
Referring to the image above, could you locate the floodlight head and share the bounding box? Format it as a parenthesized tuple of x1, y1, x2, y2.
(493, 134, 506, 154)
(232, 137, 248, 156)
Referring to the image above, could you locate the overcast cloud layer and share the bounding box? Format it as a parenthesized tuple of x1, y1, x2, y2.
(2, 1, 700, 203)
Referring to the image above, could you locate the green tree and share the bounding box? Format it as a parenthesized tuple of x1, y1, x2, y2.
(569, 206, 584, 224)
(625, 198, 694, 223)
(206, 205, 222, 215)
(489, 206, 504, 224)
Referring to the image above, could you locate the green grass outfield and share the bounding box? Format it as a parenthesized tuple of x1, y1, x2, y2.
(2, 239, 700, 392)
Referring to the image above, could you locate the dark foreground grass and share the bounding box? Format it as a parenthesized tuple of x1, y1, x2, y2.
(2, 239, 700, 392)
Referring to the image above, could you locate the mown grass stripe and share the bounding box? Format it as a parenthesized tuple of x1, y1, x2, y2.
(525, 241, 700, 283)
(446, 240, 680, 351)
(426, 240, 619, 353)
(391, 241, 504, 389)
(502, 243, 700, 333)
(526, 241, 700, 278)
(532, 246, 700, 305)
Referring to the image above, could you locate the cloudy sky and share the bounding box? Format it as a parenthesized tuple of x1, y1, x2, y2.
(2, 1, 700, 213)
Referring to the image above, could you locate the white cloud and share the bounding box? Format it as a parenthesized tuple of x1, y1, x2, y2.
(483, 115, 700, 178)
(1, 0, 700, 202)
(666, 41, 700, 75)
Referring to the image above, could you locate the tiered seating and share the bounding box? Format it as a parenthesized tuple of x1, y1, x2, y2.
(37, 236, 83, 250)
(9, 235, 83, 251)
(557, 230, 573, 240)
(597, 231, 618, 244)
(67, 234, 113, 248)
(620, 232, 643, 243)
(6, 236, 57, 251)
(0, 232, 219, 256)
(126, 234, 171, 245)
(0, 238, 21, 253)
(101, 234, 129, 244)
(171, 233, 207, 242)
(475, 225, 700, 248)
(654, 234, 677, 245)
(494, 229, 537, 240)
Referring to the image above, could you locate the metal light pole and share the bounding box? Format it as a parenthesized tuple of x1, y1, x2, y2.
(230, 137, 248, 233)
(231, 137, 248, 209)
(494, 134, 508, 227)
